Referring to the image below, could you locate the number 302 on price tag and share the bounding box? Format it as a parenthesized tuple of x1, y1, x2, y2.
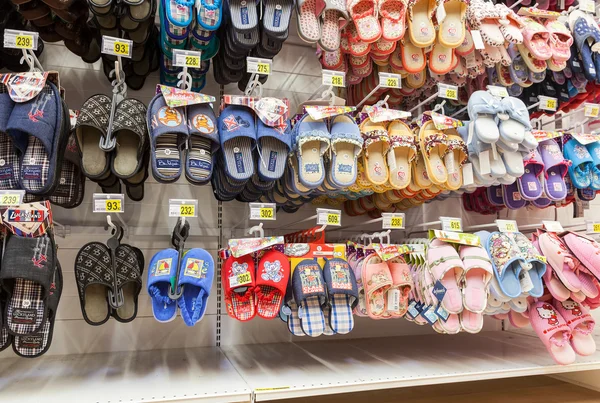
(249, 203, 276, 221)
(169, 199, 198, 218)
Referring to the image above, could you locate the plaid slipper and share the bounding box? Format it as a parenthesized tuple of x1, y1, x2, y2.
(75, 94, 112, 180)
(255, 250, 289, 319)
(13, 260, 62, 358)
(110, 98, 149, 179)
(50, 134, 85, 208)
(112, 244, 144, 323)
(323, 258, 358, 334)
(0, 233, 57, 336)
(74, 242, 114, 326)
(292, 259, 327, 337)
(0, 90, 20, 190)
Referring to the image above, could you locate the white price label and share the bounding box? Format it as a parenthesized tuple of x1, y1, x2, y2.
(317, 208, 341, 226)
(247, 57, 271, 75)
(169, 199, 198, 217)
(101, 36, 132, 58)
(93, 193, 124, 213)
(438, 84, 458, 100)
(173, 49, 202, 68)
(440, 216, 462, 232)
(322, 69, 345, 87)
(3, 29, 39, 50)
(584, 103, 600, 117)
(249, 203, 276, 220)
(496, 219, 518, 233)
(470, 30, 486, 50)
(543, 220, 564, 233)
(586, 221, 600, 234)
(581, 0, 596, 13)
(379, 72, 401, 89)
(382, 213, 405, 229)
(539, 96, 558, 111)
(487, 85, 509, 98)
(0, 190, 25, 206)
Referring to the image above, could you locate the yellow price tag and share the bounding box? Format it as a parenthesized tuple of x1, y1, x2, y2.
(257, 62, 270, 74)
(445, 88, 457, 99)
(585, 105, 600, 117)
(386, 77, 399, 88)
(536, 255, 547, 263)
(236, 272, 252, 286)
(449, 219, 462, 231)
(184, 55, 200, 68)
(331, 75, 344, 87)
(390, 217, 403, 228)
(545, 98, 557, 110)
(105, 199, 122, 212)
(259, 207, 274, 219)
(0, 194, 20, 206)
(593, 223, 600, 233)
(179, 204, 195, 217)
(327, 213, 340, 225)
(15, 35, 33, 49)
(113, 41, 129, 56)
(505, 222, 517, 232)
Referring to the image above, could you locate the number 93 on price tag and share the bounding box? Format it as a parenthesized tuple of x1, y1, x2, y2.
(105, 199, 122, 212)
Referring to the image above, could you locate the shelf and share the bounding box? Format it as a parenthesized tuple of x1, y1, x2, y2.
(0, 346, 250, 403)
(221, 331, 600, 401)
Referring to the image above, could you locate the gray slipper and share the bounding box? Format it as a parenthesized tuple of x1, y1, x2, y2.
(262, 0, 293, 36)
(230, 25, 259, 49)
(228, 0, 258, 32)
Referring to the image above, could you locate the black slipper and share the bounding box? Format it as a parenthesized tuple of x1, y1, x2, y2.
(75, 242, 113, 326)
(50, 133, 85, 208)
(111, 244, 144, 322)
(75, 94, 112, 180)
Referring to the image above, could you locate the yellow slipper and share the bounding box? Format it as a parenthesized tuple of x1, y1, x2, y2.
(418, 120, 448, 185)
(387, 120, 417, 189)
(360, 118, 390, 185)
(444, 130, 468, 191)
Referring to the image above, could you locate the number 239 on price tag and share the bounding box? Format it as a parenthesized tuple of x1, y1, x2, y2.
(0, 190, 24, 206)
(3, 29, 38, 50)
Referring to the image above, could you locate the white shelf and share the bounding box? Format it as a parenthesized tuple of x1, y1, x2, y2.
(0, 346, 250, 403)
(222, 331, 600, 401)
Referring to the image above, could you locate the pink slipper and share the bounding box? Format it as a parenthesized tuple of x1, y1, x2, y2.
(554, 299, 596, 356)
(353, 257, 369, 316)
(362, 253, 392, 319)
(562, 231, 600, 280)
(508, 309, 530, 328)
(538, 231, 582, 293)
(544, 19, 572, 62)
(423, 262, 461, 334)
(427, 239, 464, 314)
(530, 301, 576, 365)
(387, 257, 413, 317)
(521, 17, 552, 60)
(533, 236, 571, 301)
(347, 0, 382, 43)
(467, 0, 504, 47)
(378, 0, 407, 41)
(459, 245, 493, 313)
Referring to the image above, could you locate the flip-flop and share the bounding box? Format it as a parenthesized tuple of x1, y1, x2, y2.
(563, 138, 593, 189)
(223, 254, 256, 322)
(517, 148, 544, 201)
(293, 114, 330, 188)
(387, 120, 416, 189)
(329, 114, 363, 187)
(323, 258, 358, 333)
(256, 119, 292, 182)
(406, 0, 435, 48)
(177, 248, 214, 326)
(218, 105, 256, 182)
(228, 0, 258, 31)
(538, 138, 568, 200)
(293, 259, 327, 336)
(147, 248, 179, 323)
(530, 301, 576, 365)
(296, 0, 322, 43)
(418, 120, 448, 185)
(479, 230, 525, 299)
(362, 253, 393, 318)
(427, 239, 464, 314)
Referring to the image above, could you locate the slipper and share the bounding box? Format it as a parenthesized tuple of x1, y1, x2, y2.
(176, 248, 214, 326)
(554, 299, 596, 356)
(293, 259, 327, 336)
(418, 120, 448, 185)
(110, 98, 148, 180)
(378, 0, 407, 41)
(429, 42, 454, 74)
(444, 131, 467, 190)
(147, 248, 179, 323)
(185, 103, 219, 184)
(467, 90, 501, 144)
(318, 0, 348, 51)
(386, 257, 412, 317)
(255, 250, 289, 320)
(586, 141, 600, 191)
(498, 96, 531, 144)
(50, 133, 86, 208)
(353, 258, 369, 317)
(563, 138, 593, 189)
(538, 139, 568, 201)
(256, 119, 292, 182)
(521, 17, 552, 60)
(147, 94, 188, 183)
(387, 120, 416, 189)
(407, 0, 435, 48)
(479, 231, 525, 299)
(218, 105, 256, 182)
(223, 254, 256, 322)
(323, 258, 358, 333)
(296, 0, 322, 43)
(293, 114, 330, 188)
(459, 244, 493, 314)
(562, 232, 600, 281)
(347, 0, 381, 43)
(427, 239, 464, 314)
(508, 309, 530, 328)
(360, 118, 390, 185)
(545, 19, 572, 62)
(362, 253, 393, 318)
(517, 148, 544, 201)
(329, 114, 363, 187)
(0, 93, 21, 190)
(530, 301, 576, 365)
(509, 232, 546, 297)
(467, 0, 504, 47)
(228, 0, 258, 31)
(107, 244, 143, 323)
(495, 3, 523, 44)
(196, 0, 223, 30)
(507, 44, 529, 84)
(538, 231, 582, 293)
(284, 280, 306, 336)
(399, 37, 426, 73)
(1, 234, 56, 336)
(572, 16, 599, 82)
(12, 260, 61, 358)
(7, 82, 67, 195)
(438, 0, 467, 48)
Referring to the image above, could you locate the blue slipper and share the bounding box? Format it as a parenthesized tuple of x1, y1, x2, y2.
(329, 114, 363, 188)
(573, 16, 599, 81)
(498, 97, 531, 144)
(177, 248, 214, 326)
(467, 90, 502, 144)
(196, 0, 223, 30)
(160, 0, 191, 48)
(256, 119, 292, 181)
(186, 103, 219, 184)
(0, 93, 19, 190)
(564, 138, 593, 189)
(292, 259, 326, 337)
(478, 231, 524, 299)
(292, 114, 330, 188)
(148, 249, 179, 322)
(147, 94, 189, 183)
(218, 105, 256, 181)
(586, 141, 600, 190)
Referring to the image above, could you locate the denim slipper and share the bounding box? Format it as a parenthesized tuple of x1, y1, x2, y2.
(218, 106, 256, 181)
(293, 114, 330, 188)
(256, 119, 291, 181)
(0, 92, 19, 190)
(586, 141, 600, 191)
(572, 16, 600, 81)
(329, 114, 363, 188)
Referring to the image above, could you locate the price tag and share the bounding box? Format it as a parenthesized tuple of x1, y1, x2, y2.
(247, 57, 272, 75)
(496, 219, 518, 233)
(0, 190, 25, 206)
(173, 49, 202, 68)
(440, 216, 462, 232)
(229, 272, 252, 287)
(470, 30, 485, 50)
(487, 85, 509, 98)
(438, 84, 458, 100)
(382, 212, 405, 229)
(93, 193, 124, 213)
(539, 96, 558, 111)
(101, 36, 132, 58)
(3, 29, 38, 50)
(317, 208, 341, 226)
(584, 103, 600, 117)
(249, 203, 276, 221)
(379, 72, 402, 89)
(586, 221, 600, 234)
(581, 0, 596, 13)
(169, 199, 198, 217)
(322, 69, 345, 87)
(543, 220, 564, 233)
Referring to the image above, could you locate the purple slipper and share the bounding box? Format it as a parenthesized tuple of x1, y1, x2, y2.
(487, 185, 505, 207)
(503, 182, 527, 209)
(517, 148, 544, 201)
(539, 139, 569, 201)
(507, 44, 528, 85)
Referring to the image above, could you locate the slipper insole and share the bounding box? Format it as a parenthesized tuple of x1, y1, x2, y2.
(299, 296, 325, 337)
(438, 270, 462, 314)
(322, 305, 335, 335)
(263, 0, 292, 34)
(545, 168, 566, 200)
(329, 294, 354, 334)
(297, 0, 320, 42)
(320, 10, 342, 50)
(424, 145, 447, 184)
(461, 310, 483, 333)
(402, 36, 425, 72)
(223, 137, 254, 180)
(7, 279, 44, 335)
(518, 169, 542, 200)
(129, 1, 151, 20)
(498, 264, 521, 297)
(499, 119, 525, 143)
(0, 133, 21, 189)
(463, 268, 487, 313)
(299, 140, 324, 185)
(439, 0, 464, 46)
(430, 43, 453, 73)
(188, 137, 212, 181)
(115, 282, 137, 321)
(85, 284, 111, 324)
(409, 0, 434, 46)
(479, 20, 504, 45)
(364, 142, 388, 185)
(258, 137, 287, 180)
(155, 133, 180, 179)
(549, 333, 577, 364)
(546, 273, 571, 301)
(332, 143, 357, 186)
(571, 326, 597, 356)
(413, 154, 432, 188)
(287, 301, 305, 336)
(445, 151, 462, 189)
(229, 0, 258, 30)
(114, 131, 140, 177)
(389, 147, 411, 188)
(256, 285, 283, 319)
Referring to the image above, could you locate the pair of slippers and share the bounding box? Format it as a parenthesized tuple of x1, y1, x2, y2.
(148, 248, 214, 326)
(223, 250, 290, 321)
(0, 233, 63, 358)
(285, 257, 358, 337)
(564, 137, 600, 191)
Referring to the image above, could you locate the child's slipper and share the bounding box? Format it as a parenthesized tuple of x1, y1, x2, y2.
(176, 248, 214, 326)
(521, 17, 552, 60)
(458, 244, 493, 314)
(467, 90, 501, 144)
(347, 0, 381, 43)
(538, 231, 582, 293)
(545, 19, 572, 61)
(509, 232, 546, 298)
(360, 118, 390, 185)
(228, 0, 258, 32)
(378, 0, 407, 41)
(406, 0, 435, 48)
(554, 299, 596, 356)
(293, 258, 327, 336)
(498, 96, 530, 144)
(427, 239, 464, 314)
(438, 0, 467, 48)
(387, 120, 416, 189)
(563, 138, 593, 189)
(196, 0, 222, 30)
(586, 141, 600, 191)
(223, 254, 257, 322)
(429, 42, 454, 74)
(284, 281, 306, 336)
(362, 253, 393, 318)
(147, 248, 179, 323)
(479, 230, 525, 299)
(495, 3, 523, 44)
(323, 258, 358, 333)
(538, 138, 568, 200)
(255, 250, 289, 320)
(296, 0, 321, 43)
(467, 0, 504, 47)
(293, 114, 330, 188)
(530, 301, 576, 365)
(318, 0, 349, 51)
(562, 232, 600, 281)
(218, 105, 256, 182)
(110, 98, 148, 180)
(507, 44, 529, 84)
(517, 148, 544, 201)
(329, 114, 363, 187)
(185, 103, 219, 184)
(571, 16, 599, 82)
(418, 120, 448, 185)
(256, 119, 292, 182)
